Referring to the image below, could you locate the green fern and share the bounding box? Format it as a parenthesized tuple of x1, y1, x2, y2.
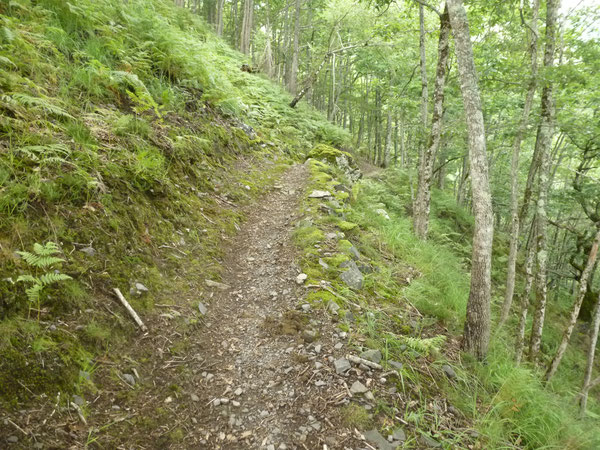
(16, 241, 72, 319)
(2, 93, 74, 120)
(400, 335, 446, 356)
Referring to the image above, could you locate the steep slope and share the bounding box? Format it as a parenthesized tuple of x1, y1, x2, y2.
(0, 0, 348, 424)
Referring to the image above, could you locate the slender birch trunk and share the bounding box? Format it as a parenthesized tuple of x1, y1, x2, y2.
(545, 229, 600, 381)
(413, 5, 451, 239)
(529, 0, 560, 362)
(448, 0, 495, 359)
(499, 0, 540, 327)
(515, 223, 537, 364)
(579, 290, 600, 416)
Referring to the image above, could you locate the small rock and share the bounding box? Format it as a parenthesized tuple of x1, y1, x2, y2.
(364, 429, 394, 450)
(232, 400, 241, 407)
(72, 394, 84, 406)
(419, 435, 442, 448)
(214, 399, 221, 406)
(198, 302, 208, 315)
(442, 364, 457, 379)
(80, 247, 96, 257)
(301, 303, 311, 312)
(164, 396, 173, 403)
(234, 388, 243, 396)
(122, 373, 136, 386)
(220, 398, 230, 404)
(296, 273, 308, 285)
(388, 360, 403, 370)
(364, 391, 375, 402)
(339, 260, 364, 290)
(315, 380, 326, 387)
(318, 258, 329, 270)
(260, 410, 269, 417)
(345, 311, 355, 322)
(314, 344, 322, 354)
(375, 209, 390, 220)
(267, 445, 275, 450)
(327, 301, 340, 314)
(350, 381, 368, 394)
(349, 246, 361, 260)
(205, 279, 230, 290)
(7, 436, 18, 443)
(315, 362, 323, 369)
(334, 358, 351, 374)
(392, 428, 406, 442)
(191, 394, 200, 402)
(308, 190, 332, 198)
(360, 349, 382, 364)
(135, 282, 148, 292)
(334, 342, 343, 350)
(302, 329, 318, 343)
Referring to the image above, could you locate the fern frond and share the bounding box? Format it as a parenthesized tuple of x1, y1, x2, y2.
(33, 256, 65, 269)
(35, 241, 61, 256)
(25, 284, 43, 303)
(39, 272, 72, 286)
(16, 251, 41, 267)
(7, 93, 74, 120)
(401, 335, 446, 355)
(17, 274, 38, 284)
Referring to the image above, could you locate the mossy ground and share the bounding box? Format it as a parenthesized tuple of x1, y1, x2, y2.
(292, 157, 600, 449)
(0, 0, 349, 418)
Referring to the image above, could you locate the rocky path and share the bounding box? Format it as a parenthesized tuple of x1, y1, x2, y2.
(190, 163, 363, 449)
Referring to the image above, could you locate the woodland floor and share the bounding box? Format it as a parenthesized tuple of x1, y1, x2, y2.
(3, 163, 411, 449)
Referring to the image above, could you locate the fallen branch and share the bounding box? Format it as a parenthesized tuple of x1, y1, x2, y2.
(113, 288, 148, 332)
(346, 354, 382, 370)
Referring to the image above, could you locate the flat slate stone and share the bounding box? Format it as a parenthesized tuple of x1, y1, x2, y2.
(360, 349, 382, 364)
(334, 358, 351, 374)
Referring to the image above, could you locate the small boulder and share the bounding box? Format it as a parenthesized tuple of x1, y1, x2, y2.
(350, 381, 368, 394)
(364, 429, 395, 450)
(339, 260, 363, 290)
(296, 273, 308, 285)
(360, 349, 382, 364)
(308, 190, 332, 199)
(442, 364, 457, 380)
(334, 358, 351, 374)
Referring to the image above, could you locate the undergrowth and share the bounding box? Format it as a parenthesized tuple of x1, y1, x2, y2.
(0, 0, 349, 409)
(294, 158, 600, 449)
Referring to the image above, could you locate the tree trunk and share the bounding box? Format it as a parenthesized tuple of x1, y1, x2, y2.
(544, 229, 600, 381)
(413, 6, 450, 239)
(216, 0, 225, 36)
(384, 106, 393, 168)
(287, 0, 301, 95)
(498, 0, 540, 328)
(240, 0, 253, 55)
(419, 4, 429, 133)
(579, 290, 600, 416)
(528, 0, 559, 362)
(515, 224, 537, 364)
(448, 0, 495, 360)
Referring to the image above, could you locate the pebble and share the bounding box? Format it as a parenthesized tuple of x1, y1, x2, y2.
(191, 394, 200, 402)
(350, 381, 368, 394)
(234, 388, 243, 396)
(334, 342, 343, 350)
(334, 358, 351, 374)
(296, 274, 308, 285)
(122, 373, 136, 386)
(7, 436, 18, 443)
(314, 344, 322, 354)
(364, 391, 375, 402)
(442, 364, 457, 379)
(198, 302, 208, 315)
(360, 349, 382, 364)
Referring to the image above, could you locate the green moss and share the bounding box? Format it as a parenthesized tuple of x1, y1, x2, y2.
(323, 253, 350, 267)
(340, 403, 372, 429)
(338, 221, 358, 232)
(338, 239, 354, 252)
(294, 226, 324, 248)
(308, 143, 354, 165)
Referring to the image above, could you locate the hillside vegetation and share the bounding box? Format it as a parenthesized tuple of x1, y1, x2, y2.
(0, 0, 347, 405)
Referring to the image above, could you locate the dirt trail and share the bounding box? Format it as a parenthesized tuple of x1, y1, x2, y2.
(188, 163, 362, 449)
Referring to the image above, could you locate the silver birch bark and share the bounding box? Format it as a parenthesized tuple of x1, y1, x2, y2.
(528, 0, 559, 362)
(544, 229, 600, 381)
(413, 5, 450, 239)
(579, 290, 600, 417)
(515, 228, 537, 365)
(499, 0, 540, 327)
(288, 0, 301, 95)
(448, 0, 495, 359)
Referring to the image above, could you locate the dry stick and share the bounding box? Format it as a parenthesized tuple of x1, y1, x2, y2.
(346, 354, 382, 370)
(113, 288, 148, 333)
